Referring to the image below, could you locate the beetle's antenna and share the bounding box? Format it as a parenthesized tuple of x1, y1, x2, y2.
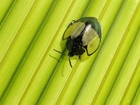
(53, 49, 67, 56)
(54, 49, 73, 68)
(69, 56, 73, 68)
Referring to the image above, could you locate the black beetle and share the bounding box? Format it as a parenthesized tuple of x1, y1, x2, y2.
(54, 17, 102, 67)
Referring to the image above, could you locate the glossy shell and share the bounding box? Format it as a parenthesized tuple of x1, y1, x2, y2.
(63, 17, 102, 57)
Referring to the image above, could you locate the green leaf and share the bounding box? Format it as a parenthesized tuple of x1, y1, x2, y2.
(0, 0, 140, 105)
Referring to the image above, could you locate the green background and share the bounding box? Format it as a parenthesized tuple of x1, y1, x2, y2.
(0, 0, 140, 105)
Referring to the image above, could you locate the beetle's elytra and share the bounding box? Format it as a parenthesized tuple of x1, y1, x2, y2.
(54, 17, 102, 67)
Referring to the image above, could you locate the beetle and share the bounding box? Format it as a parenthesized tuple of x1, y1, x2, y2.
(54, 17, 102, 67)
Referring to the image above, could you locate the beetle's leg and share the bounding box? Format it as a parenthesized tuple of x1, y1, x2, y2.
(69, 56, 73, 68)
(68, 20, 75, 27)
(79, 55, 81, 59)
